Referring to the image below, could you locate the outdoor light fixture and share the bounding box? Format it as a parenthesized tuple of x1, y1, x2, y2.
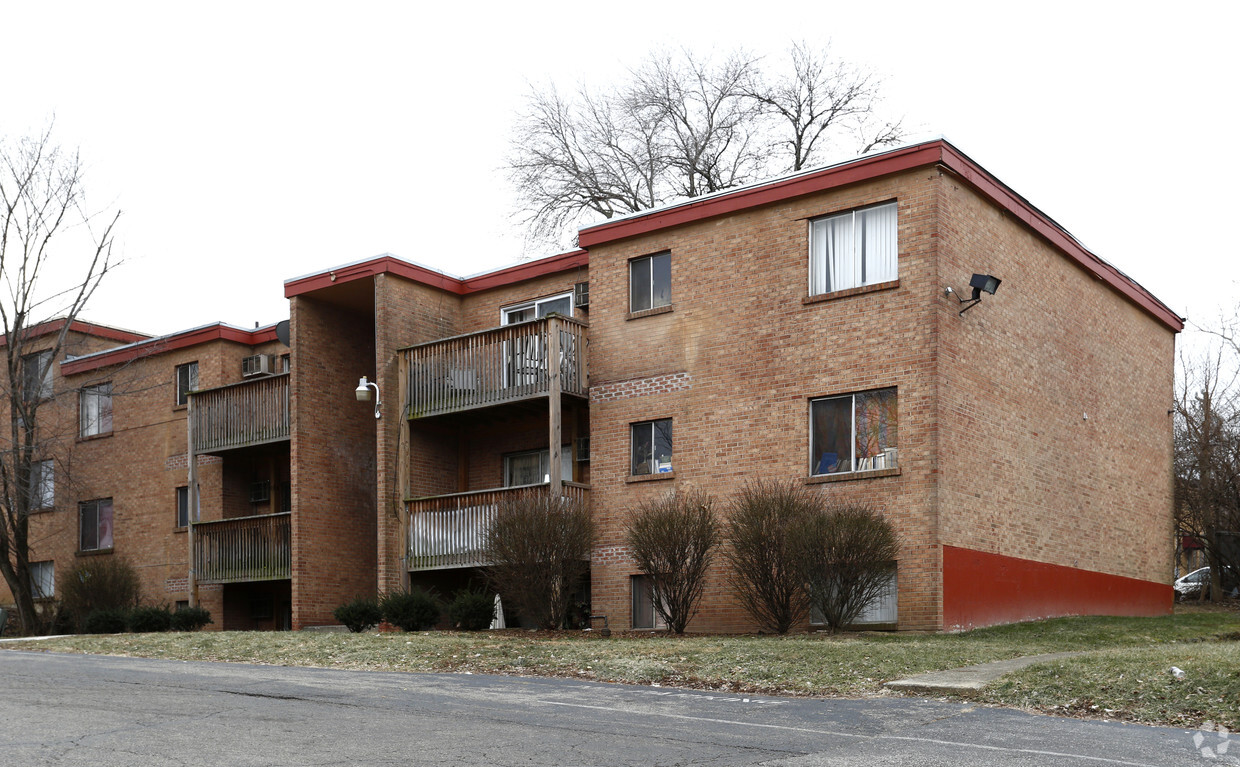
(355, 376, 381, 418)
(944, 273, 1002, 316)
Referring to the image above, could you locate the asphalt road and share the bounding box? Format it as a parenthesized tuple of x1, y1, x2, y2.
(0, 650, 1225, 766)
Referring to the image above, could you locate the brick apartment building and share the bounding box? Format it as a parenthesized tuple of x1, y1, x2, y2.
(1, 139, 1181, 632)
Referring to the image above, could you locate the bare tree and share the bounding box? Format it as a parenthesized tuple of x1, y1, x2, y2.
(625, 489, 719, 634)
(0, 125, 120, 633)
(1174, 341, 1240, 601)
(508, 43, 905, 249)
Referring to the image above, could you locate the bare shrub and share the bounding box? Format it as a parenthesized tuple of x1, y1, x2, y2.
(483, 491, 594, 629)
(795, 502, 898, 633)
(58, 557, 141, 632)
(625, 490, 719, 634)
(724, 480, 814, 634)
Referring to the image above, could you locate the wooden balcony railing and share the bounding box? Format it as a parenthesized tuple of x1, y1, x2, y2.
(407, 482, 589, 571)
(190, 373, 290, 453)
(403, 316, 587, 419)
(193, 512, 291, 584)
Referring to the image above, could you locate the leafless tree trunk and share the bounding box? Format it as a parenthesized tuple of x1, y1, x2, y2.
(508, 43, 905, 251)
(0, 125, 119, 634)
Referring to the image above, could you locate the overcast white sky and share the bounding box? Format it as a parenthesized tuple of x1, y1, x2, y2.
(7, 1, 1238, 348)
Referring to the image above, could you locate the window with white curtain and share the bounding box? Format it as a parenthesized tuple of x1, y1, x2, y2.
(809, 201, 898, 295)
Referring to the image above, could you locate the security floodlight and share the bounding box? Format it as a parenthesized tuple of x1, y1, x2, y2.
(946, 273, 1002, 316)
(969, 273, 1001, 300)
(355, 376, 381, 418)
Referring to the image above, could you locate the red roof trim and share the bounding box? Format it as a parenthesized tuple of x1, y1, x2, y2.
(283, 250, 589, 299)
(577, 140, 1182, 333)
(61, 324, 280, 376)
(0, 318, 149, 348)
(577, 143, 944, 247)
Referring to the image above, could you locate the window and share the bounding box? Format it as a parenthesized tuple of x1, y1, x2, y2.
(176, 486, 190, 528)
(29, 459, 54, 510)
(79, 382, 113, 437)
(810, 570, 897, 626)
(809, 201, 897, 295)
(79, 498, 114, 552)
(30, 560, 54, 599)
(175, 362, 198, 406)
(503, 448, 572, 487)
(630, 252, 671, 313)
(811, 388, 898, 475)
(22, 350, 53, 401)
(631, 575, 668, 630)
(501, 292, 573, 324)
(631, 419, 673, 476)
(279, 354, 291, 374)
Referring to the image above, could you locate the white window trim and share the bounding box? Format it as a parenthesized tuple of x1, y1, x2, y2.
(808, 201, 898, 296)
(499, 291, 574, 325)
(30, 560, 54, 599)
(629, 251, 671, 313)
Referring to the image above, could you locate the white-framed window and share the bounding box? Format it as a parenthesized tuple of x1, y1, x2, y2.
(29, 459, 54, 510)
(810, 388, 897, 476)
(503, 448, 572, 487)
(631, 575, 668, 630)
(22, 350, 53, 401)
(809, 201, 897, 295)
(79, 498, 114, 552)
(30, 560, 54, 599)
(80, 382, 113, 437)
(631, 419, 673, 476)
(809, 570, 898, 626)
(630, 252, 671, 313)
(175, 361, 198, 406)
(501, 292, 573, 325)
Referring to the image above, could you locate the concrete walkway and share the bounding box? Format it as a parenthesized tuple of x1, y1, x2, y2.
(884, 651, 1087, 695)
(0, 635, 73, 643)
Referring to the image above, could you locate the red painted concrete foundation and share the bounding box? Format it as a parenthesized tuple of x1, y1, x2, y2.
(941, 545, 1173, 631)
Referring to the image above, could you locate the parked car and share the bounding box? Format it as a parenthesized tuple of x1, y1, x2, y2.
(1175, 566, 1239, 600)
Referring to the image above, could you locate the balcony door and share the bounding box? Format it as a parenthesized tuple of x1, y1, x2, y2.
(504, 448, 573, 488)
(501, 293, 573, 388)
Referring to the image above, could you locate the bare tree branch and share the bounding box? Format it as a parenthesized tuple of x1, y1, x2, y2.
(507, 43, 906, 252)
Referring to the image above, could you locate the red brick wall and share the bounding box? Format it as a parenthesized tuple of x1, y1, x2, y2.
(585, 169, 942, 631)
(289, 295, 377, 627)
(934, 172, 1175, 625)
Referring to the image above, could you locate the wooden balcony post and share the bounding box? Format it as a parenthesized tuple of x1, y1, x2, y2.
(547, 316, 562, 494)
(397, 351, 412, 591)
(186, 394, 198, 608)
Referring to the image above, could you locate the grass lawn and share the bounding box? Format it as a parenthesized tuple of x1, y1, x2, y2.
(5, 610, 1237, 729)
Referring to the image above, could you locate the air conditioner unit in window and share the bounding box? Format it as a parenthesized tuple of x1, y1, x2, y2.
(574, 437, 590, 463)
(574, 281, 590, 308)
(241, 354, 273, 378)
(249, 480, 271, 504)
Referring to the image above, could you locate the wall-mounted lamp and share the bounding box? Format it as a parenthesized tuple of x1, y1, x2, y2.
(945, 273, 1002, 316)
(355, 376, 381, 419)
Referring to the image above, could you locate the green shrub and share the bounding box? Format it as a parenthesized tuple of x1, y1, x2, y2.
(59, 557, 141, 633)
(82, 608, 129, 634)
(625, 489, 719, 634)
(170, 605, 213, 632)
(381, 588, 441, 631)
(446, 589, 495, 631)
(335, 596, 383, 633)
(129, 605, 173, 632)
